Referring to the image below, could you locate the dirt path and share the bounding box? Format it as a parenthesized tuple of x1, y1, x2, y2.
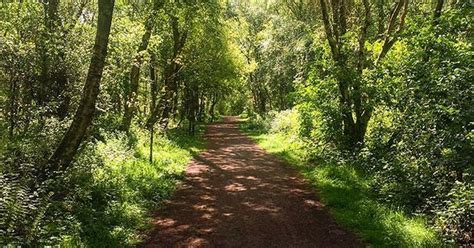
(142, 117, 363, 248)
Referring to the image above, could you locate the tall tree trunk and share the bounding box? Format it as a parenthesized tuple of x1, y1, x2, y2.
(432, 0, 444, 26)
(337, 76, 357, 145)
(319, 0, 408, 149)
(146, 15, 187, 130)
(45, 0, 59, 30)
(121, 1, 163, 131)
(377, 0, 385, 37)
(209, 92, 218, 121)
(198, 93, 206, 122)
(159, 16, 187, 129)
(158, 64, 180, 129)
(171, 82, 181, 121)
(376, 0, 409, 64)
(187, 84, 198, 135)
(121, 26, 152, 131)
(8, 77, 17, 139)
(48, 0, 115, 171)
(351, 0, 371, 146)
(257, 86, 266, 114)
(38, 0, 57, 115)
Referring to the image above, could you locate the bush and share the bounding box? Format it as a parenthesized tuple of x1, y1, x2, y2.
(242, 120, 444, 247)
(435, 182, 473, 245)
(268, 109, 300, 136)
(0, 126, 202, 247)
(241, 113, 272, 132)
(242, 108, 472, 246)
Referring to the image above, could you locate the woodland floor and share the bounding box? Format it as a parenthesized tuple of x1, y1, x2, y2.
(142, 116, 363, 248)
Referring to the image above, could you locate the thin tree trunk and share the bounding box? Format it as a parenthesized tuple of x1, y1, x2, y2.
(198, 93, 206, 122)
(377, 0, 385, 37)
(209, 93, 218, 121)
(39, 0, 71, 118)
(158, 66, 180, 129)
(376, 0, 409, 64)
(433, 0, 444, 26)
(146, 15, 187, 130)
(48, 0, 115, 171)
(149, 54, 158, 163)
(121, 27, 152, 131)
(121, 2, 162, 131)
(159, 16, 187, 129)
(45, 0, 59, 29)
(352, 0, 371, 146)
(187, 85, 198, 135)
(8, 77, 17, 139)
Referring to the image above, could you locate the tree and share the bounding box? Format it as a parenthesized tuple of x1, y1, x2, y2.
(48, 0, 115, 171)
(146, 13, 188, 130)
(121, 0, 163, 132)
(318, 0, 408, 148)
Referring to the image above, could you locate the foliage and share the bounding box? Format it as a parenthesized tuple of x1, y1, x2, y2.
(1, 0, 472, 246)
(1, 1, 212, 246)
(236, 1, 472, 245)
(242, 115, 445, 247)
(1, 126, 204, 246)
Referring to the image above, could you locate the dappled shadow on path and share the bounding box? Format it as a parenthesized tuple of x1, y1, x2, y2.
(142, 116, 362, 248)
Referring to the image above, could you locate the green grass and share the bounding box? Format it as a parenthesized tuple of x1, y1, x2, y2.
(240, 124, 445, 248)
(62, 126, 205, 247)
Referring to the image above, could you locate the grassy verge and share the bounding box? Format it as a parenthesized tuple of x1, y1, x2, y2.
(62, 126, 205, 247)
(240, 123, 445, 248)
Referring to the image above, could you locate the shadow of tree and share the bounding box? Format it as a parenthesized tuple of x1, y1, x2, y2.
(141, 117, 362, 247)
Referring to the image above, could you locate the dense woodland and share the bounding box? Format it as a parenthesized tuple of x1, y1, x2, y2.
(0, 0, 472, 247)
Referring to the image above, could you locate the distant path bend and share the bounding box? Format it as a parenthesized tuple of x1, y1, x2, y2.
(143, 116, 363, 248)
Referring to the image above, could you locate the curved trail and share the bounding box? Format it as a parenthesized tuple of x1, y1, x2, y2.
(143, 117, 362, 247)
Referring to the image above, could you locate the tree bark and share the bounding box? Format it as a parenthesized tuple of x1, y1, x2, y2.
(319, 0, 339, 59)
(376, 0, 409, 64)
(186, 83, 199, 135)
(39, 0, 71, 119)
(121, 1, 163, 131)
(319, 0, 408, 148)
(8, 76, 17, 139)
(209, 92, 218, 121)
(159, 16, 187, 129)
(38, 0, 59, 108)
(48, 0, 115, 171)
(146, 15, 187, 130)
(432, 0, 444, 26)
(320, 0, 357, 146)
(377, 0, 385, 37)
(121, 23, 153, 131)
(45, 0, 59, 30)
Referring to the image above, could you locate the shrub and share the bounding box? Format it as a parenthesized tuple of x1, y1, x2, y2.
(0, 127, 202, 247)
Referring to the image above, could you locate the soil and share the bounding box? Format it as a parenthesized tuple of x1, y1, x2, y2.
(142, 116, 363, 248)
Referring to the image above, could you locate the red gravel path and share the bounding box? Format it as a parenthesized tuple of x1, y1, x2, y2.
(142, 116, 363, 248)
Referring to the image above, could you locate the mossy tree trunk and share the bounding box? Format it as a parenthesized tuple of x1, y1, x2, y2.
(48, 0, 115, 171)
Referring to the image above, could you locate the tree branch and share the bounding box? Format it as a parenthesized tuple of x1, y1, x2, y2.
(376, 0, 409, 64)
(319, 0, 339, 59)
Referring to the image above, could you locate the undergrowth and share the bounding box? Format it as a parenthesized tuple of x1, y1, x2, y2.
(1, 126, 204, 247)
